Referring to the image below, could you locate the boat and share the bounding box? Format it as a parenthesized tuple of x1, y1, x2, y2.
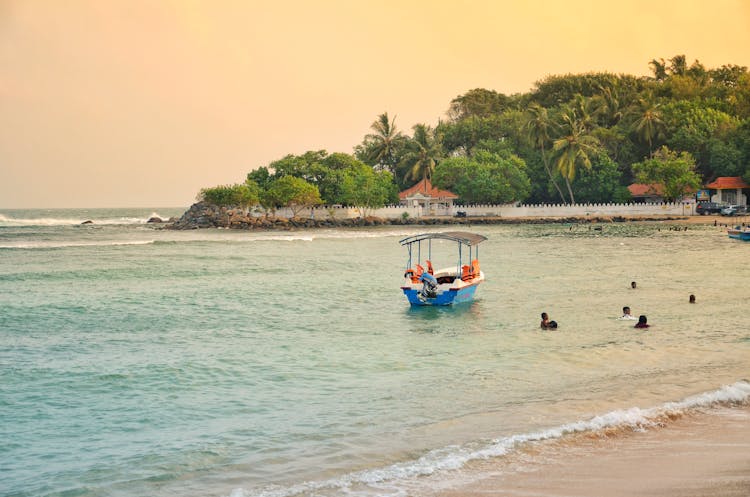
(727, 227, 750, 241)
(399, 231, 487, 306)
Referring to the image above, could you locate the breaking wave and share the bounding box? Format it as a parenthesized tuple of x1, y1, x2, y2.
(0, 240, 155, 249)
(0, 212, 169, 226)
(228, 380, 750, 497)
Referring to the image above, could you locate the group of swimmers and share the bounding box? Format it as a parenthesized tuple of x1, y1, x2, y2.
(540, 281, 696, 330)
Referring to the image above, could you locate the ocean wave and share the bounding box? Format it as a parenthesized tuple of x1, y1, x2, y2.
(0, 212, 169, 226)
(0, 240, 155, 249)
(228, 380, 750, 497)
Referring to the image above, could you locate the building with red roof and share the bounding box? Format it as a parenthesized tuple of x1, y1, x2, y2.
(704, 176, 749, 205)
(398, 178, 458, 209)
(627, 183, 664, 203)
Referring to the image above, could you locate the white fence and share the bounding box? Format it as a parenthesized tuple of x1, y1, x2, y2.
(265, 202, 696, 219)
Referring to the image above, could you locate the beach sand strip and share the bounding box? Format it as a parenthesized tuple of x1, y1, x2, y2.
(433, 405, 750, 497)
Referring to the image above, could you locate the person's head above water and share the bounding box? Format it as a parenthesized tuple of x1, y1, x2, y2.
(541, 312, 548, 320)
(623, 306, 631, 315)
(689, 294, 696, 303)
(631, 281, 637, 289)
(638, 315, 647, 324)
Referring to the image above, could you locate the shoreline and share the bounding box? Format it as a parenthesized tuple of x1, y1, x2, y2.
(165, 214, 732, 230)
(165, 202, 740, 230)
(431, 405, 750, 497)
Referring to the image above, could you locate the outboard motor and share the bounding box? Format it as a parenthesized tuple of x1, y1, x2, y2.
(418, 272, 438, 300)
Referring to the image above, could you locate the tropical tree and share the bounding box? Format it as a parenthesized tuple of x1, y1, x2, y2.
(432, 150, 530, 204)
(446, 88, 511, 121)
(523, 103, 567, 202)
(199, 183, 259, 207)
(262, 176, 323, 217)
(400, 124, 442, 183)
(570, 153, 631, 204)
(246, 167, 273, 190)
(339, 168, 397, 217)
(649, 58, 668, 81)
(356, 112, 406, 174)
(552, 109, 601, 204)
(631, 147, 702, 202)
(632, 96, 666, 156)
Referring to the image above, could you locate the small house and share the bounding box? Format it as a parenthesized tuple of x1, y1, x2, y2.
(398, 178, 458, 211)
(627, 183, 664, 203)
(704, 176, 749, 206)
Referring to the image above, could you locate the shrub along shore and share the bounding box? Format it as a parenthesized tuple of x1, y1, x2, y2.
(166, 202, 695, 230)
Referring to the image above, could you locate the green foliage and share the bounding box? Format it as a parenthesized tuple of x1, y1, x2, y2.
(552, 108, 602, 204)
(246, 167, 273, 190)
(632, 147, 702, 202)
(530, 73, 645, 108)
(340, 169, 398, 215)
(447, 88, 514, 121)
(354, 113, 407, 174)
(262, 176, 322, 216)
(399, 124, 443, 184)
(433, 150, 530, 204)
(199, 183, 259, 207)
(661, 100, 740, 175)
(204, 54, 750, 213)
(570, 153, 630, 204)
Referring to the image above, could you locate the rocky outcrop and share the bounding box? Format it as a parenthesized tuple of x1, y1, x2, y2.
(166, 202, 690, 231)
(147, 216, 163, 223)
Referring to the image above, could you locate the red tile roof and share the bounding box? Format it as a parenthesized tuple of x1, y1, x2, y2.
(399, 178, 458, 200)
(628, 183, 663, 196)
(705, 176, 749, 189)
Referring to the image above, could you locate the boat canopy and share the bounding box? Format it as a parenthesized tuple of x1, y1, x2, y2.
(399, 231, 487, 247)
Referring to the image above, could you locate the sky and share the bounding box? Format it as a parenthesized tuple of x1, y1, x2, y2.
(2, 0, 750, 208)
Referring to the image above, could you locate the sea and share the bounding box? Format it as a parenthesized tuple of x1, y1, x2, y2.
(1, 208, 749, 497)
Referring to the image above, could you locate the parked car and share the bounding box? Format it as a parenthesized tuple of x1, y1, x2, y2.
(696, 202, 725, 215)
(720, 204, 747, 216)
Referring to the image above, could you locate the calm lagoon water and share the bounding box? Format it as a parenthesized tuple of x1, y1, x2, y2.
(1, 208, 749, 497)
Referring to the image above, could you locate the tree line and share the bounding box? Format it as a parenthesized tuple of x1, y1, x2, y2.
(200, 55, 750, 211)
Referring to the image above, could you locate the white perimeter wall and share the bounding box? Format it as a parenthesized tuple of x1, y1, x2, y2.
(265, 202, 697, 219)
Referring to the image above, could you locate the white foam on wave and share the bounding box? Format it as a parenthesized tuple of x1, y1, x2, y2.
(228, 380, 750, 497)
(248, 229, 426, 243)
(0, 213, 164, 226)
(251, 234, 315, 242)
(0, 240, 155, 249)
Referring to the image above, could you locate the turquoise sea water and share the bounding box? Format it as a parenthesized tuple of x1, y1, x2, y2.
(1, 208, 749, 497)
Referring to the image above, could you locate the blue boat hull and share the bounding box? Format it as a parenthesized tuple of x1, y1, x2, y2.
(728, 229, 750, 241)
(402, 282, 480, 306)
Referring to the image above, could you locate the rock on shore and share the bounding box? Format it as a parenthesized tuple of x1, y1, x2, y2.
(166, 202, 691, 231)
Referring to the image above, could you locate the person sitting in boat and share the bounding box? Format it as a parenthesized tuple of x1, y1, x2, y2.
(634, 315, 650, 329)
(620, 306, 637, 320)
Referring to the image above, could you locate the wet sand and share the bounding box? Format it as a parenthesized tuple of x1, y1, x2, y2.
(434, 406, 750, 497)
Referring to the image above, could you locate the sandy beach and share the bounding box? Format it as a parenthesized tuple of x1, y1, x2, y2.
(433, 405, 750, 497)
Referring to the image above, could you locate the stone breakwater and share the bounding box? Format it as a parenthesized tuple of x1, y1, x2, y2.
(166, 202, 691, 230)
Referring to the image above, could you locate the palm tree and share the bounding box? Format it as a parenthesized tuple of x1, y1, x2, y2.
(649, 58, 668, 81)
(523, 103, 567, 203)
(592, 86, 623, 127)
(401, 124, 442, 183)
(632, 96, 666, 156)
(552, 109, 601, 204)
(363, 112, 405, 174)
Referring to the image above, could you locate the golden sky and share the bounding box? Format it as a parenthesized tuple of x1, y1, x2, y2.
(2, 0, 749, 207)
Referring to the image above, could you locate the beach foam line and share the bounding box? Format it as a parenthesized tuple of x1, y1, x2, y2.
(0, 213, 162, 226)
(227, 380, 750, 497)
(0, 240, 156, 249)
